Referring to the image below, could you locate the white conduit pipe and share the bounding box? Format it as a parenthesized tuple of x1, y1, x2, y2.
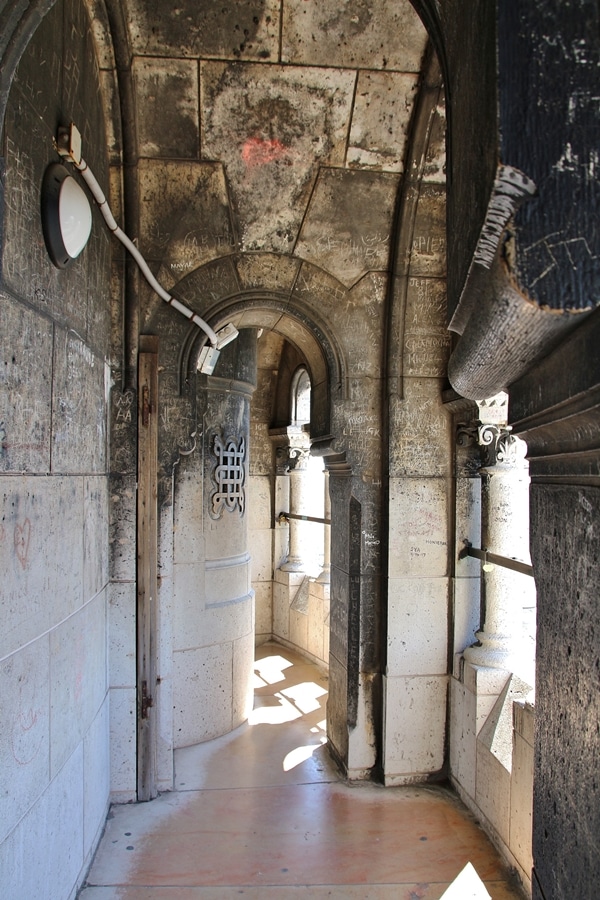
(69, 155, 220, 348)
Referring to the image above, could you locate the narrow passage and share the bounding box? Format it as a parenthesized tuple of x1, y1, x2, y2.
(80, 643, 524, 899)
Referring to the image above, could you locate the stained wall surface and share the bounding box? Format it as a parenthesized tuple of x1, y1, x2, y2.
(0, 0, 112, 895)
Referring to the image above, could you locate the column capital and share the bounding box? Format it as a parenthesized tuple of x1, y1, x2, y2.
(457, 422, 527, 469)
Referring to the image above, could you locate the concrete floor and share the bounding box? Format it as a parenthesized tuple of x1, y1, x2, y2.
(80, 643, 525, 899)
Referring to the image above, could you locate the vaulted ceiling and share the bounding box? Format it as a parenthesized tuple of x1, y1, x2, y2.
(118, 0, 445, 296)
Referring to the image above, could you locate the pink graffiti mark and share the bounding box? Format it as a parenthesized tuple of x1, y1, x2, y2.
(11, 705, 44, 766)
(14, 518, 31, 569)
(242, 136, 288, 168)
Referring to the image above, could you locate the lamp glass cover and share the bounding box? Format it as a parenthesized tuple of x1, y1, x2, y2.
(59, 175, 92, 258)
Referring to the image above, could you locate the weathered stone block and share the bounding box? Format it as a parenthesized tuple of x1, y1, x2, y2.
(0, 299, 53, 473)
(387, 576, 449, 677)
(133, 57, 199, 159)
(200, 61, 355, 252)
(463, 662, 511, 698)
(49, 591, 108, 777)
(383, 674, 447, 779)
(281, 0, 427, 71)
(388, 379, 451, 477)
(453, 576, 481, 657)
(476, 741, 511, 845)
(84, 476, 109, 601)
(510, 702, 534, 882)
(232, 630, 255, 728)
(109, 687, 136, 798)
(0, 744, 85, 900)
(108, 581, 136, 689)
(248, 475, 271, 530)
(348, 70, 420, 172)
(450, 677, 477, 801)
(108, 474, 136, 582)
(388, 477, 449, 577)
(235, 252, 300, 296)
(289, 604, 309, 651)
(253, 581, 273, 640)
(51, 329, 107, 474)
(0, 636, 50, 846)
(138, 160, 234, 289)
(172, 562, 207, 650)
(296, 168, 399, 287)
(455, 475, 482, 577)
(250, 527, 273, 583)
(127, 0, 281, 61)
(205, 559, 251, 607)
(172, 643, 233, 746)
(1, 476, 84, 659)
(204, 591, 254, 645)
(410, 184, 447, 277)
(83, 699, 110, 861)
(326, 654, 349, 766)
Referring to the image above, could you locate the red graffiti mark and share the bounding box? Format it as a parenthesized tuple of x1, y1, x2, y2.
(14, 518, 31, 569)
(11, 705, 44, 766)
(242, 136, 288, 168)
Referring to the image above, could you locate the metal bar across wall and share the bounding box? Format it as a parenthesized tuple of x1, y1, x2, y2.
(459, 543, 534, 577)
(278, 511, 331, 526)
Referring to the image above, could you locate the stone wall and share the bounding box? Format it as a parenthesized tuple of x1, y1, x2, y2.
(382, 53, 451, 785)
(509, 315, 600, 899)
(0, 1, 113, 895)
(451, 665, 534, 894)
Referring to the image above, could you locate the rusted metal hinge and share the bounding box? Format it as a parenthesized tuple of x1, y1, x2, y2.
(141, 680, 154, 719)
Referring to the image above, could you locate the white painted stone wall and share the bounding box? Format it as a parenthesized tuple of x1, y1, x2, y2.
(272, 569, 330, 668)
(0, 451, 111, 897)
(249, 474, 274, 645)
(108, 474, 138, 802)
(0, 0, 114, 883)
(450, 664, 534, 894)
(170, 440, 254, 749)
(383, 473, 451, 783)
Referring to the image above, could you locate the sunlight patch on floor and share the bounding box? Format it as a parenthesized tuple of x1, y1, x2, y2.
(440, 862, 492, 899)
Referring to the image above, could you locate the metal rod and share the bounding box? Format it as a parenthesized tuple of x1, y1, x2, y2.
(278, 512, 331, 526)
(459, 544, 534, 577)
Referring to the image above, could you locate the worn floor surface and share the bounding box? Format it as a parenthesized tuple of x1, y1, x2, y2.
(80, 643, 525, 900)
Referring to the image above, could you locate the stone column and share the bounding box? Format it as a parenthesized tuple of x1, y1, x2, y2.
(316, 467, 331, 584)
(464, 428, 535, 683)
(281, 427, 311, 572)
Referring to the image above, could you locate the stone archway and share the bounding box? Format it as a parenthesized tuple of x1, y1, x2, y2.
(138, 248, 390, 780)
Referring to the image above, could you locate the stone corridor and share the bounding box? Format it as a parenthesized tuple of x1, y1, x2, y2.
(80, 644, 524, 899)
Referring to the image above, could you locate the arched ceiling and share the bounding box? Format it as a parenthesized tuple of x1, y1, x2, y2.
(122, 0, 445, 296)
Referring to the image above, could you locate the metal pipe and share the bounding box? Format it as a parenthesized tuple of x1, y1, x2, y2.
(278, 511, 331, 526)
(459, 543, 534, 577)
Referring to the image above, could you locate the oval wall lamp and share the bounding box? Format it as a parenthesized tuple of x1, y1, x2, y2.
(41, 162, 92, 268)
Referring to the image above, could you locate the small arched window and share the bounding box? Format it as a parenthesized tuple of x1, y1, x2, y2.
(291, 367, 311, 425)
